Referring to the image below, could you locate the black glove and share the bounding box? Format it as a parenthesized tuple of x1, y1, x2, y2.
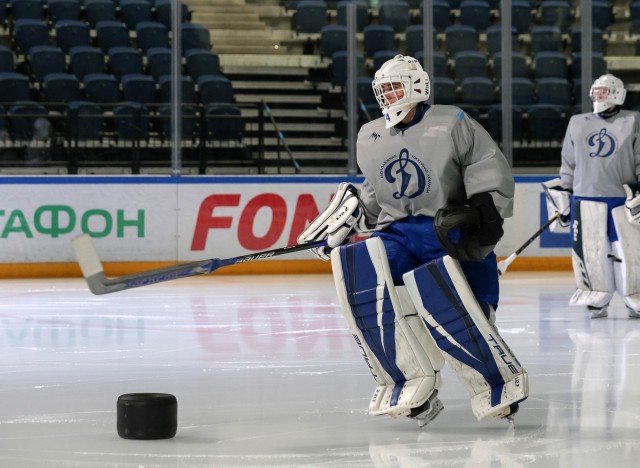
(468, 192, 504, 246)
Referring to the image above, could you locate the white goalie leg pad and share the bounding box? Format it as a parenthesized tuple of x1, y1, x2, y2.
(569, 200, 614, 308)
(330, 237, 444, 418)
(611, 206, 640, 311)
(403, 256, 528, 421)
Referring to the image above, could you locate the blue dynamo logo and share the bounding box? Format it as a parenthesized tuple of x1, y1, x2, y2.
(587, 128, 617, 158)
(383, 148, 428, 199)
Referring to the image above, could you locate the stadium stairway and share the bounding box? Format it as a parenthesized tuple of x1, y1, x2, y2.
(184, 0, 350, 174)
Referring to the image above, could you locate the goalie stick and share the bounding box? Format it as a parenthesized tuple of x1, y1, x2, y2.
(497, 213, 559, 276)
(72, 234, 328, 295)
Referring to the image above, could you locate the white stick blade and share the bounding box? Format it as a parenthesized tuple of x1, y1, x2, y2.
(72, 234, 105, 278)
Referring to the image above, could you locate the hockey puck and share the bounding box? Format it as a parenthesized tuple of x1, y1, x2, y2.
(117, 393, 177, 440)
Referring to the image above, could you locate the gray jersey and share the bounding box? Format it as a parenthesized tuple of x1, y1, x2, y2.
(356, 105, 514, 230)
(560, 110, 640, 197)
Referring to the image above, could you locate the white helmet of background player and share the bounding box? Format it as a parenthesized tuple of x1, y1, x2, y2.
(372, 54, 430, 128)
(590, 74, 626, 114)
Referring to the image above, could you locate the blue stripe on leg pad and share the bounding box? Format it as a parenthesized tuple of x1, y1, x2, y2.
(412, 258, 506, 401)
(339, 242, 405, 387)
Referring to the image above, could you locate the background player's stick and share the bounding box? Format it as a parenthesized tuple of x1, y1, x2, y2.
(72, 234, 327, 295)
(497, 213, 560, 276)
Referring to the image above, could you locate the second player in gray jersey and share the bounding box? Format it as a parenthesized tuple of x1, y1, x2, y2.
(544, 74, 640, 319)
(298, 55, 528, 427)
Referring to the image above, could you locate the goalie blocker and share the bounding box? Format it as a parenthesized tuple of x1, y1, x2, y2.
(332, 237, 527, 424)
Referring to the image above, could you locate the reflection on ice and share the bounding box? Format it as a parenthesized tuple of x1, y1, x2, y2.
(0, 273, 638, 467)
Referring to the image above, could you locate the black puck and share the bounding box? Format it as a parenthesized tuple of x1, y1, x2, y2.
(117, 393, 177, 440)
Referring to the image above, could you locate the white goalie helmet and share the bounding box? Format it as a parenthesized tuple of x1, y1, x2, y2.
(372, 54, 431, 128)
(590, 74, 626, 114)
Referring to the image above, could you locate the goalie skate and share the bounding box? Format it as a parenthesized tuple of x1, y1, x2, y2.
(408, 390, 444, 428)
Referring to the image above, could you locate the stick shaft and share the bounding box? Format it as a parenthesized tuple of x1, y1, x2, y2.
(497, 213, 559, 275)
(73, 235, 327, 295)
(513, 213, 559, 256)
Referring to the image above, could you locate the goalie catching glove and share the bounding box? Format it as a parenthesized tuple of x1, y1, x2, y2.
(297, 183, 370, 260)
(542, 178, 571, 232)
(623, 183, 640, 226)
(434, 193, 504, 262)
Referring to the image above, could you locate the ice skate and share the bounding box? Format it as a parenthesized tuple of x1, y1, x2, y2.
(588, 306, 608, 319)
(409, 391, 444, 428)
(628, 307, 640, 319)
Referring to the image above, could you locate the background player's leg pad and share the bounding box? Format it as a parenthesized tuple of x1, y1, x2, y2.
(331, 238, 444, 418)
(403, 256, 528, 421)
(569, 200, 613, 308)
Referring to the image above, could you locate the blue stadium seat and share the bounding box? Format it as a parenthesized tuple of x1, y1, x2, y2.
(69, 46, 106, 80)
(185, 48, 221, 81)
(197, 74, 235, 105)
(485, 24, 518, 57)
(444, 24, 478, 56)
(8, 101, 48, 141)
(13, 19, 50, 55)
(0, 45, 14, 72)
(107, 46, 144, 79)
(121, 73, 157, 104)
(378, 0, 410, 33)
(28, 45, 66, 82)
(329, 50, 365, 87)
(534, 51, 568, 79)
(536, 77, 572, 107)
(157, 104, 197, 140)
(203, 104, 244, 141)
(55, 19, 91, 53)
(83, 0, 117, 26)
(570, 27, 605, 54)
(294, 0, 328, 34)
(42, 73, 82, 104)
(371, 49, 397, 72)
(492, 51, 528, 78)
(510, 0, 533, 33)
(10, 0, 44, 21)
(539, 1, 572, 32)
(181, 23, 211, 53)
(154, 0, 190, 29)
(336, 0, 369, 32)
(418, 0, 452, 32)
(146, 47, 172, 81)
(487, 105, 524, 141)
(95, 20, 130, 53)
(113, 102, 150, 141)
(453, 50, 489, 80)
(320, 25, 348, 58)
(591, 1, 613, 31)
(0, 72, 32, 102)
(415, 51, 448, 77)
(83, 73, 121, 103)
(509, 77, 535, 105)
(432, 76, 457, 104)
(631, 1, 640, 35)
(47, 0, 82, 23)
(527, 104, 567, 141)
(459, 0, 492, 32)
(135, 21, 170, 53)
(460, 76, 495, 106)
(158, 75, 197, 103)
(363, 24, 395, 57)
(530, 25, 563, 54)
(67, 101, 104, 140)
(355, 75, 376, 107)
(404, 25, 437, 57)
(119, 0, 153, 30)
(570, 52, 607, 81)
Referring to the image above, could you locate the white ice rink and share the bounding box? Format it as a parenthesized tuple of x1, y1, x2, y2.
(1, 271, 639, 467)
